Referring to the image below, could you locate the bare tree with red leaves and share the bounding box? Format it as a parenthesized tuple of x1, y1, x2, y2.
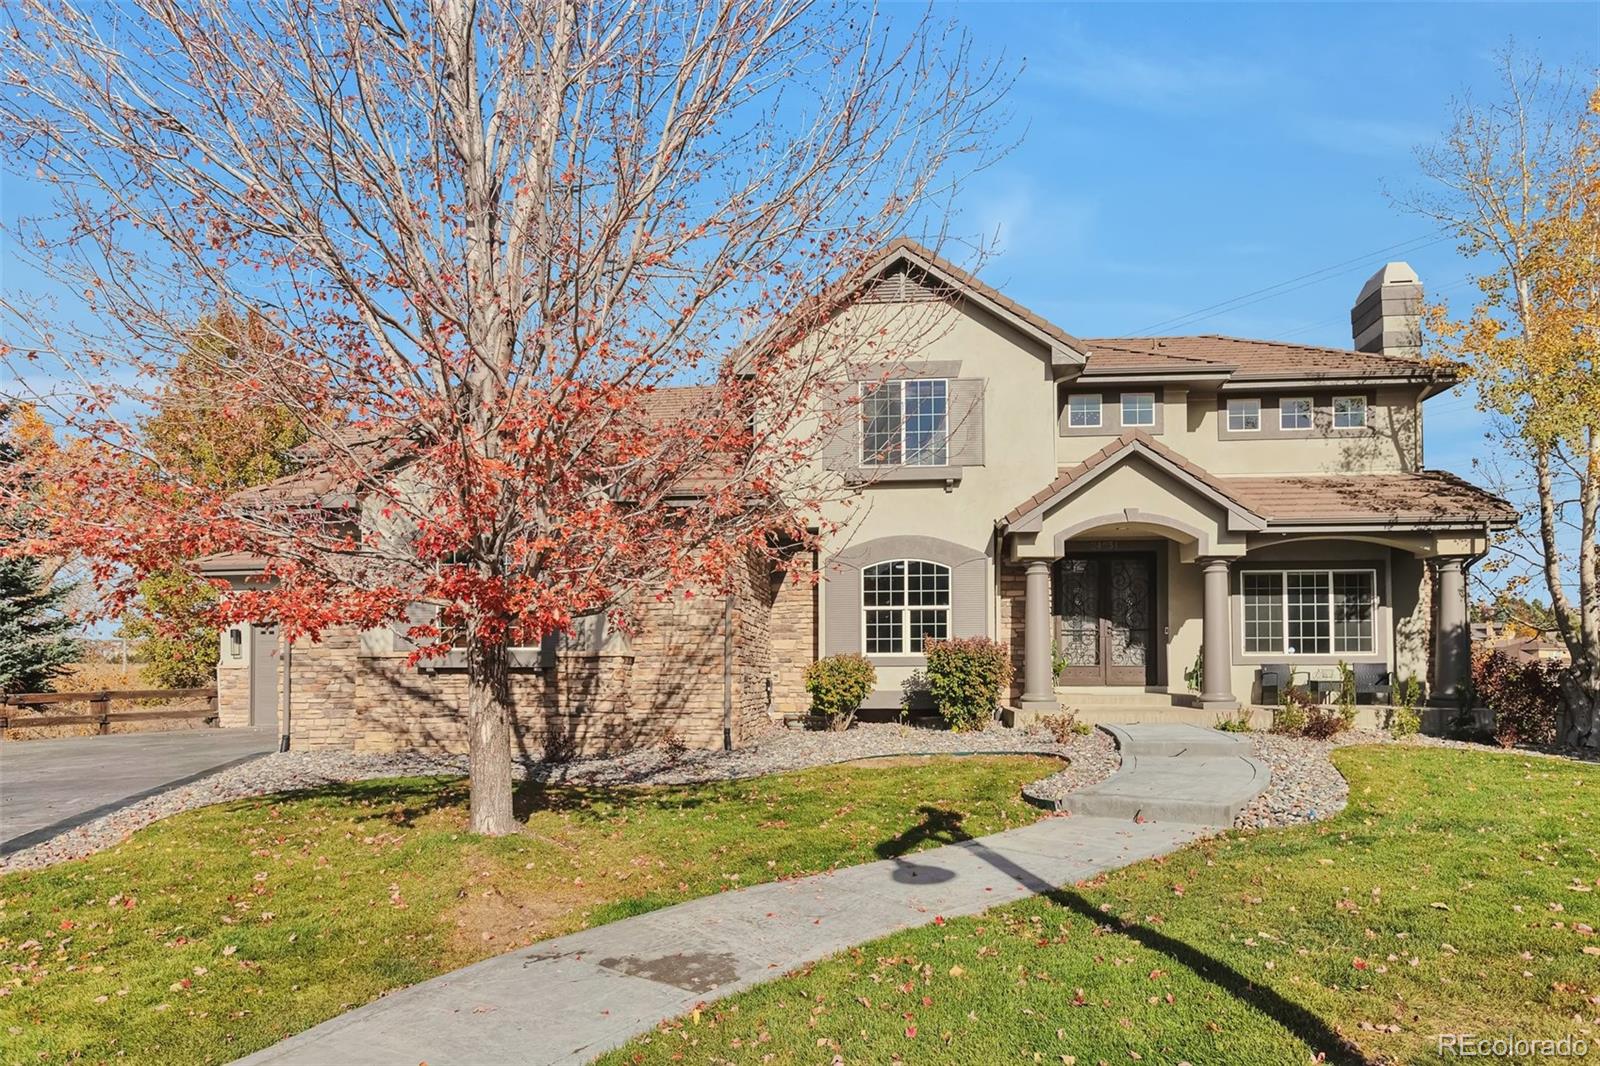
(0, 0, 1010, 832)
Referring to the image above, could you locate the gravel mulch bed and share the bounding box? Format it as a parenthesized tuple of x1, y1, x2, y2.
(0, 722, 1117, 875)
(1235, 726, 1598, 831)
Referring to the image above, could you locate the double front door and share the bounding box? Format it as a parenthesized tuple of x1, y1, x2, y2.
(1055, 553, 1156, 686)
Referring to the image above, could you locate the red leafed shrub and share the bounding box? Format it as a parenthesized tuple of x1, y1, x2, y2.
(1472, 650, 1563, 748)
(923, 637, 1014, 732)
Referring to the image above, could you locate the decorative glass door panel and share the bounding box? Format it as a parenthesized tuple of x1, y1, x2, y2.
(1105, 558, 1152, 684)
(1055, 553, 1156, 686)
(1057, 558, 1100, 677)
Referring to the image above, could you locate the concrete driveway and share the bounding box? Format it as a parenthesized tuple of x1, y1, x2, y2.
(0, 728, 277, 856)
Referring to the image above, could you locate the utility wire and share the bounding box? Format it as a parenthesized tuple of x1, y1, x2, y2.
(1133, 230, 1453, 335)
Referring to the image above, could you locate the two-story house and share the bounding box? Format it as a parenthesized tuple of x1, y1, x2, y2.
(205, 241, 1513, 753)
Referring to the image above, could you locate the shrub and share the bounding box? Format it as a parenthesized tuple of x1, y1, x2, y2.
(1183, 647, 1204, 695)
(1386, 674, 1424, 737)
(1270, 684, 1315, 735)
(1035, 710, 1091, 743)
(1473, 650, 1562, 748)
(923, 637, 1014, 732)
(804, 654, 876, 724)
(1213, 707, 1254, 733)
(1303, 703, 1349, 740)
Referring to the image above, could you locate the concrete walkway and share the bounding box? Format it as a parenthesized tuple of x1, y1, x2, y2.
(240, 723, 1268, 1066)
(1059, 724, 1270, 825)
(0, 728, 277, 855)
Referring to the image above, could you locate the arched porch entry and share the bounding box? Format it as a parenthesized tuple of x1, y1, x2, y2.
(999, 445, 1265, 717)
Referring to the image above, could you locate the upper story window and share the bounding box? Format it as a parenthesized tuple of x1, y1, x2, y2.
(1242, 568, 1376, 656)
(1333, 395, 1368, 429)
(1280, 397, 1313, 430)
(1120, 392, 1156, 427)
(863, 559, 950, 655)
(1067, 393, 1102, 428)
(862, 379, 948, 466)
(1226, 397, 1261, 432)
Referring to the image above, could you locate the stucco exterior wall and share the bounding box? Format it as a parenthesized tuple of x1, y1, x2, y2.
(1055, 385, 1423, 475)
(807, 295, 1062, 703)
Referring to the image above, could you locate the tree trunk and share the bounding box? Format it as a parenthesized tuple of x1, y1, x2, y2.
(465, 633, 518, 835)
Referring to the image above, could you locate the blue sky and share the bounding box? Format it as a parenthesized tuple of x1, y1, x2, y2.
(938, 0, 1597, 481)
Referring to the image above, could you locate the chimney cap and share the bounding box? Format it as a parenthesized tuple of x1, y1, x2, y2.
(1356, 261, 1420, 304)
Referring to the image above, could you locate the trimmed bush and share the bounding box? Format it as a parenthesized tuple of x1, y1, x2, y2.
(923, 637, 1014, 732)
(804, 653, 876, 725)
(1473, 650, 1562, 748)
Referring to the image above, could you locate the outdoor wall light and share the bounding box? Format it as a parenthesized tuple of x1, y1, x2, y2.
(229, 628, 243, 659)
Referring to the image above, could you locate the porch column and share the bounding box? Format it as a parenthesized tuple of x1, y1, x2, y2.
(1199, 557, 1238, 710)
(1019, 559, 1059, 713)
(1432, 556, 1469, 704)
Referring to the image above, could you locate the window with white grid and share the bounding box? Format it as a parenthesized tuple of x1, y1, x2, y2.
(1333, 395, 1368, 428)
(863, 560, 950, 655)
(1067, 393, 1102, 428)
(1280, 397, 1313, 430)
(860, 380, 947, 466)
(1227, 397, 1261, 431)
(1239, 569, 1377, 656)
(1121, 392, 1155, 427)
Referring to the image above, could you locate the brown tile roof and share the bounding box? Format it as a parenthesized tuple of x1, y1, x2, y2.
(1081, 334, 1454, 380)
(879, 238, 1089, 357)
(1217, 471, 1515, 524)
(1001, 433, 1514, 529)
(193, 550, 272, 574)
(226, 386, 728, 508)
(1001, 431, 1260, 526)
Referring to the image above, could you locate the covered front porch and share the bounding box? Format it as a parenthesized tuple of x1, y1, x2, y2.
(995, 437, 1495, 724)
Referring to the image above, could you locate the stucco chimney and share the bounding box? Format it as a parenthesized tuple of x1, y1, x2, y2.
(1351, 261, 1423, 360)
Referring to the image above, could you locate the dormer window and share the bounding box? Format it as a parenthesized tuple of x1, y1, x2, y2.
(1120, 392, 1156, 428)
(862, 379, 948, 466)
(1280, 397, 1313, 430)
(1226, 397, 1261, 432)
(1334, 395, 1368, 429)
(1068, 393, 1102, 428)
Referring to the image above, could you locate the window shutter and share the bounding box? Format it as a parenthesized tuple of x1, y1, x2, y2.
(813, 381, 861, 472)
(947, 378, 986, 467)
(821, 559, 862, 655)
(390, 602, 437, 654)
(951, 558, 987, 637)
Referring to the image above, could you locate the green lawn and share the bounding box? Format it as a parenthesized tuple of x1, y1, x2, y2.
(0, 754, 1055, 1064)
(604, 747, 1599, 1066)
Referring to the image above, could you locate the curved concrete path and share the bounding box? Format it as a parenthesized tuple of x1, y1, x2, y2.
(1057, 724, 1271, 826)
(237, 725, 1268, 1066)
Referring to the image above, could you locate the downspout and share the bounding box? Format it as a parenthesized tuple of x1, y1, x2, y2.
(278, 630, 292, 752)
(722, 594, 734, 751)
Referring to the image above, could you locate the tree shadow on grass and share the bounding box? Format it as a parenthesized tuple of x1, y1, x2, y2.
(955, 835, 1373, 1066)
(872, 805, 972, 859)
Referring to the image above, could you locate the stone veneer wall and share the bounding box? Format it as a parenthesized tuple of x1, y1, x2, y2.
(767, 550, 816, 717)
(997, 560, 1028, 704)
(224, 554, 793, 758)
(216, 659, 253, 729)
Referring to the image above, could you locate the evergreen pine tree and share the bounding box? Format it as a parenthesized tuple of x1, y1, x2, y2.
(0, 554, 80, 694)
(0, 407, 81, 692)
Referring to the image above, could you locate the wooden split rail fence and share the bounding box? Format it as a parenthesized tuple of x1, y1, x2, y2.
(0, 687, 219, 735)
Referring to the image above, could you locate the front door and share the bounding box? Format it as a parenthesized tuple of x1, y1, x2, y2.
(1055, 553, 1156, 686)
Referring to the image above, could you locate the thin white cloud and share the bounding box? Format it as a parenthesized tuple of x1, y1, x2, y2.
(1030, 25, 1275, 112)
(1291, 114, 1436, 158)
